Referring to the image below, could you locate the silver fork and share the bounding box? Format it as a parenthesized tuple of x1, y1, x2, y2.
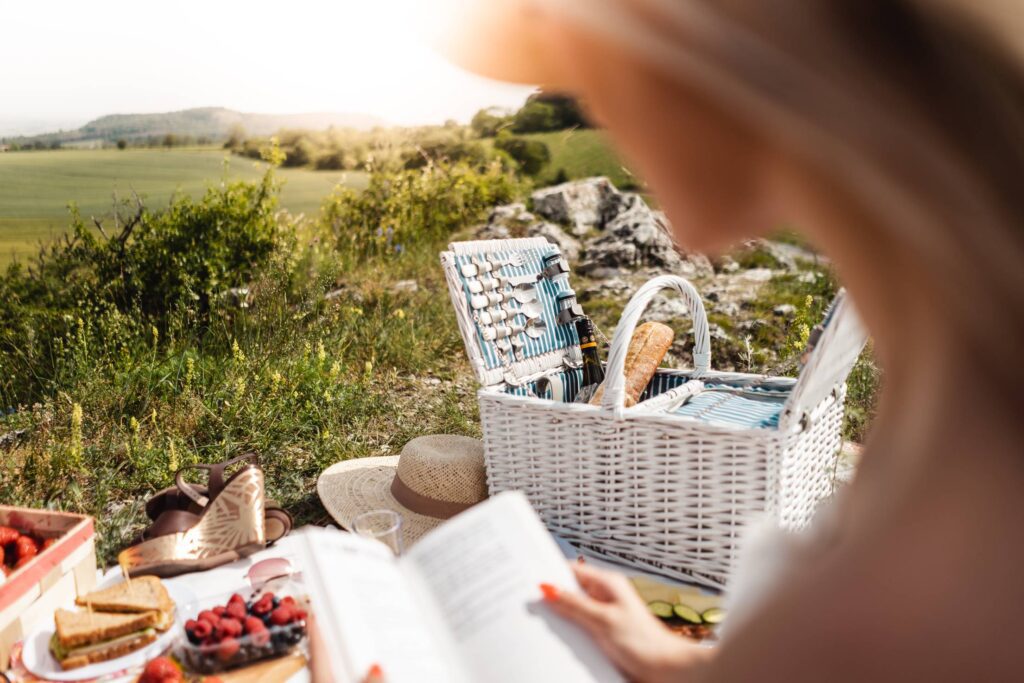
(488, 253, 525, 269)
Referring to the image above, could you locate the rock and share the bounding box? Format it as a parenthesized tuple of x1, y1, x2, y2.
(527, 221, 582, 262)
(476, 202, 536, 240)
(798, 271, 821, 283)
(713, 301, 741, 317)
(0, 429, 28, 451)
(773, 303, 796, 317)
(581, 276, 633, 298)
(579, 196, 714, 278)
(645, 296, 691, 323)
(531, 177, 620, 236)
(740, 268, 774, 282)
(392, 280, 419, 293)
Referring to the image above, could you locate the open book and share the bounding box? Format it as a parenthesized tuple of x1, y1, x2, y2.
(300, 492, 624, 683)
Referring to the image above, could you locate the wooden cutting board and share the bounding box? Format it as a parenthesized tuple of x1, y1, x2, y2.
(219, 652, 307, 683)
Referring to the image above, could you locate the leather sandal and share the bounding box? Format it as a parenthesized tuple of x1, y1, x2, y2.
(137, 453, 292, 545)
(119, 462, 267, 578)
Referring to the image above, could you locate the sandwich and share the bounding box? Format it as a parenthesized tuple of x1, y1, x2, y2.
(50, 577, 175, 670)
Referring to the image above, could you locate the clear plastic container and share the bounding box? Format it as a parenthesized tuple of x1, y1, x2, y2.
(173, 575, 309, 674)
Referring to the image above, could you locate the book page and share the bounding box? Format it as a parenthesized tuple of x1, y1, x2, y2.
(300, 529, 460, 683)
(402, 492, 624, 683)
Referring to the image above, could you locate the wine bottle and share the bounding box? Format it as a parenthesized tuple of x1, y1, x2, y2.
(574, 316, 605, 403)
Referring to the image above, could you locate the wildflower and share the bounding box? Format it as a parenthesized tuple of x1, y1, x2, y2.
(69, 403, 83, 465)
(129, 416, 140, 434)
(395, 244, 405, 254)
(364, 360, 373, 375)
(168, 440, 179, 472)
(151, 325, 159, 349)
(184, 357, 196, 389)
(394, 309, 406, 320)
(232, 339, 246, 364)
(321, 428, 332, 441)
(329, 361, 341, 379)
(270, 370, 283, 393)
(317, 341, 327, 364)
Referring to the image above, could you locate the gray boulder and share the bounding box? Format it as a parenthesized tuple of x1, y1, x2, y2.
(527, 221, 582, 262)
(531, 177, 620, 236)
(579, 196, 713, 278)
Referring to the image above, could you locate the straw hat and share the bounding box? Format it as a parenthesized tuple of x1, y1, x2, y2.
(316, 435, 488, 545)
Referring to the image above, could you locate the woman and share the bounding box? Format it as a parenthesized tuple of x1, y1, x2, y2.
(436, 0, 1024, 680)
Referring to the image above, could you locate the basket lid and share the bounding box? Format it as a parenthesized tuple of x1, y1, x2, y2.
(780, 288, 868, 429)
(441, 237, 582, 388)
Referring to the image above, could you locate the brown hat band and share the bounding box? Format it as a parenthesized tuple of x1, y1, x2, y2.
(390, 475, 476, 520)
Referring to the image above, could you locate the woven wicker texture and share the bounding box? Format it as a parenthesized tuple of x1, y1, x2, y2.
(443, 244, 864, 589)
(317, 435, 487, 546)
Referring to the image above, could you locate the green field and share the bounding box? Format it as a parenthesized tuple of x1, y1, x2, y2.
(0, 148, 367, 263)
(523, 129, 638, 189)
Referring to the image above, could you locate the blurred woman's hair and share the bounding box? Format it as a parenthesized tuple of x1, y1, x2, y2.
(551, 0, 1024, 401)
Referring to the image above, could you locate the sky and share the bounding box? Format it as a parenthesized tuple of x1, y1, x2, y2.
(0, 0, 535, 135)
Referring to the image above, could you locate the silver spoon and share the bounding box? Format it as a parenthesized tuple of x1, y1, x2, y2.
(508, 283, 538, 304)
(511, 301, 542, 320)
(512, 319, 548, 339)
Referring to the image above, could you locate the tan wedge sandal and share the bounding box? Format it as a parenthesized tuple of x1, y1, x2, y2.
(119, 464, 266, 578)
(140, 453, 293, 545)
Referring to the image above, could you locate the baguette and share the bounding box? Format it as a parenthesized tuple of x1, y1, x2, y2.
(591, 322, 674, 407)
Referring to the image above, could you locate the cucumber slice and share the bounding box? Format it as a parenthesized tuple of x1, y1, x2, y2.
(672, 604, 703, 624)
(701, 607, 726, 625)
(647, 601, 675, 619)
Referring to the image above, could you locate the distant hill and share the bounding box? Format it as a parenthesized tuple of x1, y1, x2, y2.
(3, 107, 387, 147)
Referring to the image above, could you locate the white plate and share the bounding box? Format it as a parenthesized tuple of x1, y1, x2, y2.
(22, 580, 196, 681)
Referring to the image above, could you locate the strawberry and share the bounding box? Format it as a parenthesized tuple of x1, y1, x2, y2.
(143, 656, 179, 680)
(228, 592, 246, 605)
(14, 555, 34, 569)
(216, 636, 240, 662)
(0, 526, 18, 545)
(41, 537, 56, 550)
(15, 535, 38, 560)
(212, 605, 226, 617)
(251, 596, 273, 615)
(280, 595, 297, 608)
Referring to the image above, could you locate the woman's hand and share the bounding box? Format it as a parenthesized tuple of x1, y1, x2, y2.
(542, 563, 712, 683)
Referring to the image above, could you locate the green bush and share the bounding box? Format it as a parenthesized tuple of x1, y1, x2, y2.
(494, 135, 551, 176)
(320, 161, 523, 264)
(0, 163, 288, 406)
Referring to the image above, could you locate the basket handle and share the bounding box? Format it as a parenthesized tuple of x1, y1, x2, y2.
(601, 275, 711, 411)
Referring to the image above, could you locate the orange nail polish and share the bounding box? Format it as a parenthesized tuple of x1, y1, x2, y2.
(539, 583, 560, 601)
(368, 663, 384, 678)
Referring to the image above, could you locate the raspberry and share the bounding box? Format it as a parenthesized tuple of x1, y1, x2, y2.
(295, 609, 308, 621)
(251, 597, 273, 616)
(217, 636, 240, 662)
(228, 593, 245, 605)
(212, 605, 226, 617)
(191, 619, 213, 640)
(270, 605, 294, 626)
(197, 610, 221, 627)
(225, 601, 247, 621)
(0, 526, 18, 545)
(261, 591, 276, 602)
(143, 656, 178, 680)
(216, 617, 242, 639)
(280, 596, 296, 608)
(244, 616, 266, 634)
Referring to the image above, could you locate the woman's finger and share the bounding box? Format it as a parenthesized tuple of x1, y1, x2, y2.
(544, 583, 613, 632)
(572, 562, 633, 602)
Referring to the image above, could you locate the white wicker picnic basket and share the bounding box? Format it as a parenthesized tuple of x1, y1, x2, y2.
(442, 237, 867, 589)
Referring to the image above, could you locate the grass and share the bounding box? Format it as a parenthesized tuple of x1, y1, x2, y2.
(521, 129, 639, 189)
(0, 148, 367, 263)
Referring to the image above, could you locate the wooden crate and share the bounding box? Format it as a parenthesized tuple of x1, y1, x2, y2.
(0, 506, 96, 672)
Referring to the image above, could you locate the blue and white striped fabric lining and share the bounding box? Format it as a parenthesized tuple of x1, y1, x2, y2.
(453, 245, 580, 371)
(504, 367, 586, 402)
(504, 367, 790, 429)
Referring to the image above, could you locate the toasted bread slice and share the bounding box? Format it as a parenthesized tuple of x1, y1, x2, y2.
(75, 576, 173, 615)
(54, 608, 159, 649)
(59, 629, 158, 670)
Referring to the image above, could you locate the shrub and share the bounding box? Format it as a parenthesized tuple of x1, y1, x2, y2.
(494, 135, 551, 176)
(320, 161, 522, 264)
